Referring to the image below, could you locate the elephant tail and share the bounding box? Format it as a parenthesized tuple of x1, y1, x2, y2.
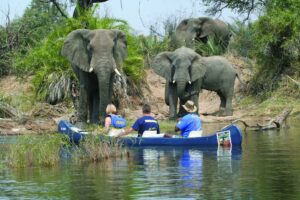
(236, 73, 243, 84)
(235, 73, 247, 91)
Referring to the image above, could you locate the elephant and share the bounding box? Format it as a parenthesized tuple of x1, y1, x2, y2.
(172, 17, 231, 52)
(61, 29, 127, 124)
(151, 46, 241, 119)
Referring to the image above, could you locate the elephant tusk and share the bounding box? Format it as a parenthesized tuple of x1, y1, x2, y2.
(188, 81, 192, 84)
(114, 68, 121, 76)
(89, 67, 93, 72)
(173, 80, 176, 84)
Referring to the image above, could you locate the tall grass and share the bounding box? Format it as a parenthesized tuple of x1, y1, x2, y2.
(5, 132, 127, 168)
(194, 38, 224, 56)
(74, 134, 127, 163)
(7, 134, 70, 168)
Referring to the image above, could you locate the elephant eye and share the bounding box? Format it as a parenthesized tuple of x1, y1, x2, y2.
(87, 44, 93, 51)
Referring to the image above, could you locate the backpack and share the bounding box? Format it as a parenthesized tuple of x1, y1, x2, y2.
(109, 114, 127, 129)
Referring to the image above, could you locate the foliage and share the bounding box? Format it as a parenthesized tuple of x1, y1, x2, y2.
(73, 134, 126, 162)
(123, 34, 144, 83)
(7, 134, 69, 168)
(228, 20, 256, 58)
(5, 132, 127, 167)
(195, 38, 224, 56)
(249, 0, 300, 96)
(0, 0, 66, 77)
(138, 35, 170, 68)
(201, 0, 266, 18)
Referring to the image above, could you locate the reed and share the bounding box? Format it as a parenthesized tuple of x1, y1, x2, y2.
(74, 134, 127, 163)
(6, 134, 70, 168)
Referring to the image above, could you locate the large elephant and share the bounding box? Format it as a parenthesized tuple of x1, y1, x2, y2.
(62, 29, 127, 124)
(152, 47, 240, 119)
(172, 17, 231, 52)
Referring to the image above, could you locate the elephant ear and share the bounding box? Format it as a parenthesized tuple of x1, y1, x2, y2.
(175, 19, 190, 39)
(61, 29, 91, 72)
(198, 17, 215, 38)
(151, 52, 173, 81)
(177, 19, 189, 32)
(112, 30, 128, 66)
(191, 54, 206, 82)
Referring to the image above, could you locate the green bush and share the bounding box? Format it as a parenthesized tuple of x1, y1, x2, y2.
(228, 20, 255, 58)
(249, 0, 300, 96)
(195, 38, 224, 56)
(0, 0, 65, 77)
(139, 35, 170, 67)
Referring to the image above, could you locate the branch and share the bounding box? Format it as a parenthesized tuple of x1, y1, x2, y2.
(50, 0, 69, 18)
(39, 0, 69, 18)
(232, 108, 293, 131)
(286, 75, 300, 87)
(138, 0, 146, 28)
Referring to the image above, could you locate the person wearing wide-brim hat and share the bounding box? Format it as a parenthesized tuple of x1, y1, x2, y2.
(175, 100, 202, 138)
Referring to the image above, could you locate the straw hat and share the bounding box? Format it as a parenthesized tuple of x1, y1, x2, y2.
(182, 100, 197, 113)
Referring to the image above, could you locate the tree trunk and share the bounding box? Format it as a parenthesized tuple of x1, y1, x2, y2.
(232, 108, 293, 131)
(73, 0, 109, 18)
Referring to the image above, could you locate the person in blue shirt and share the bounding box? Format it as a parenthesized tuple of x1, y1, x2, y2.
(175, 100, 202, 138)
(117, 104, 160, 137)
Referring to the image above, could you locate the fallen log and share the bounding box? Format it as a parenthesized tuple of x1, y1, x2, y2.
(232, 108, 293, 131)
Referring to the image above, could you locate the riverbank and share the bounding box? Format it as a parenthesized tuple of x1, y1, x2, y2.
(0, 59, 299, 135)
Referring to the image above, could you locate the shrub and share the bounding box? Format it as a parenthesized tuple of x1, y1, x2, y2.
(249, 0, 300, 96)
(195, 38, 224, 56)
(228, 20, 255, 58)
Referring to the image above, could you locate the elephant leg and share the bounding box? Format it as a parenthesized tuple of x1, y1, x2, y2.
(168, 85, 178, 120)
(90, 91, 99, 123)
(165, 83, 170, 106)
(217, 91, 226, 116)
(190, 94, 199, 114)
(224, 91, 234, 116)
(77, 71, 89, 123)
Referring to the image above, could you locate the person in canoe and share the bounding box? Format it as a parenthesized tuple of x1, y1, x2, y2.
(104, 104, 127, 136)
(175, 100, 203, 138)
(117, 104, 160, 137)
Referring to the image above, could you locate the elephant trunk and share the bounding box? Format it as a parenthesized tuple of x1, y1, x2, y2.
(176, 80, 187, 99)
(98, 76, 111, 123)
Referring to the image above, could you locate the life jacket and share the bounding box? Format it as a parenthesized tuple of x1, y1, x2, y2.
(109, 114, 127, 129)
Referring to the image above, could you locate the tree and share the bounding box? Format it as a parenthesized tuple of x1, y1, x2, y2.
(0, 0, 66, 77)
(72, 0, 109, 17)
(43, 0, 109, 18)
(201, 0, 268, 20)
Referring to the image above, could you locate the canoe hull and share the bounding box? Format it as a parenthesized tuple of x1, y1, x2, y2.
(58, 120, 242, 146)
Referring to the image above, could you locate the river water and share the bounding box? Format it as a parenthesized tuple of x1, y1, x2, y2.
(1, 120, 300, 199)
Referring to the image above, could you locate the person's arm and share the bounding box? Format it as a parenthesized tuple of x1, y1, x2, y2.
(117, 127, 134, 137)
(104, 117, 111, 130)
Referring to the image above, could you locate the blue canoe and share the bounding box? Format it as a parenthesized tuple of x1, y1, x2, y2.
(58, 120, 242, 147)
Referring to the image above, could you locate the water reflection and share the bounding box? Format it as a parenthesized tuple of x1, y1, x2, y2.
(129, 146, 242, 199)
